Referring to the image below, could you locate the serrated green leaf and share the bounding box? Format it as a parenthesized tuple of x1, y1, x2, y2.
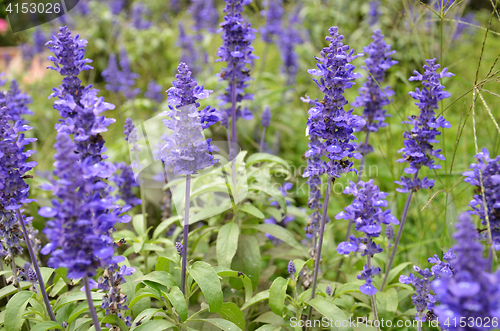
(5, 291, 33, 331)
(230, 235, 261, 290)
(134, 319, 175, 331)
(198, 318, 242, 331)
(245, 153, 289, 169)
(241, 290, 269, 310)
(217, 302, 245, 330)
(165, 286, 188, 321)
(307, 297, 352, 331)
(269, 277, 288, 316)
(188, 261, 223, 313)
(240, 204, 265, 219)
(214, 268, 253, 302)
(29, 321, 63, 331)
(217, 221, 240, 268)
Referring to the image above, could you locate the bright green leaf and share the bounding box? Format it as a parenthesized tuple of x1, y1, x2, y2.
(54, 292, 103, 312)
(230, 235, 261, 290)
(100, 315, 129, 331)
(165, 286, 188, 321)
(245, 153, 289, 169)
(241, 290, 269, 310)
(134, 319, 175, 331)
(198, 318, 242, 331)
(135, 271, 176, 288)
(29, 321, 63, 331)
(246, 224, 304, 254)
(214, 268, 253, 302)
(249, 184, 287, 213)
(240, 204, 265, 219)
(307, 297, 352, 331)
(269, 277, 288, 316)
(217, 302, 245, 330)
(5, 291, 33, 331)
(385, 262, 411, 286)
(188, 261, 223, 313)
(217, 221, 240, 268)
(133, 214, 146, 236)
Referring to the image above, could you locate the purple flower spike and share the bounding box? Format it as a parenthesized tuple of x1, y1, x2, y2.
(46, 26, 93, 103)
(102, 49, 140, 99)
(326, 284, 333, 296)
(161, 63, 219, 175)
(463, 148, 500, 249)
(189, 0, 219, 36)
(353, 30, 397, 154)
(336, 180, 398, 295)
(396, 59, 453, 192)
(145, 80, 164, 103)
(261, 107, 271, 128)
(98, 265, 135, 327)
(0, 79, 33, 125)
(288, 260, 296, 275)
(176, 242, 183, 255)
(433, 213, 500, 326)
(216, 0, 258, 130)
(260, 0, 284, 43)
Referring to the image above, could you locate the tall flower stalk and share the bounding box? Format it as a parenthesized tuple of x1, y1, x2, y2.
(336, 180, 398, 325)
(216, 0, 257, 144)
(0, 107, 56, 321)
(162, 63, 219, 294)
(259, 106, 271, 152)
(340, 31, 397, 269)
(381, 59, 453, 290)
(302, 27, 365, 306)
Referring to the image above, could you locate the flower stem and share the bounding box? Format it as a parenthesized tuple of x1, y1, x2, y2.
(367, 254, 381, 331)
(381, 172, 418, 291)
(181, 175, 191, 294)
(259, 127, 267, 152)
(307, 178, 333, 320)
(16, 209, 56, 322)
(231, 80, 237, 145)
(84, 275, 101, 331)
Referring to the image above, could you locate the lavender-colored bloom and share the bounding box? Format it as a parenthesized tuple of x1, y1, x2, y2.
(145, 80, 164, 103)
(161, 63, 219, 175)
(76, 0, 91, 16)
(124, 118, 134, 142)
(288, 260, 296, 275)
(353, 30, 397, 154)
(395, 59, 453, 193)
(216, 0, 258, 123)
(463, 148, 500, 250)
(326, 284, 333, 296)
(260, 0, 284, 43)
(454, 12, 478, 40)
(131, 3, 152, 30)
(0, 79, 33, 124)
(368, 0, 380, 26)
(118, 48, 140, 99)
(400, 266, 437, 322)
(336, 180, 398, 295)
(261, 107, 271, 128)
(39, 131, 124, 279)
(21, 28, 47, 62)
(176, 242, 183, 255)
(178, 24, 199, 76)
(46, 26, 93, 103)
(102, 53, 121, 93)
(386, 224, 394, 248)
(108, 0, 126, 15)
(189, 0, 219, 35)
(433, 213, 500, 327)
(0, 109, 37, 260)
(98, 265, 135, 326)
(113, 162, 141, 209)
(277, 22, 302, 85)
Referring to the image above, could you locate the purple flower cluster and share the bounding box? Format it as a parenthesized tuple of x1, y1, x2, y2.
(108, 0, 126, 15)
(216, 0, 258, 122)
(0, 107, 37, 260)
(189, 0, 219, 36)
(178, 24, 200, 75)
(98, 265, 136, 326)
(463, 148, 500, 250)
(112, 162, 141, 209)
(22, 28, 47, 63)
(130, 3, 152, 30)
(400, 249, 455, 322)
(261, 106, 271, 128)
(396, 59, 453, 193)
(288, 260, 296, 275)
(353, 30, 397, 154)
(39, 131, 126, 279)
(102, 49, 140, 99)
(145, 80, 164, 103)
(161, 63, 219, 175)
(0, 79, 33, 125)
(260, 0, 284, 43)
(277, 8, 303, 85)
(368, 0, 380, 26)
(433, 213, 500, 327)
(46, 26, 93, 104)
(336, 180, 398, 295)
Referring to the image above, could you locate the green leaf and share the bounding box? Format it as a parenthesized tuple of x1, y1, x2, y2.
(241, 290, 269, 310)
(245, 153, 289, 169)
(134, 319, 175, 331)
(246, 224, 304, 253)
(254, 324, 282, 331)
(155, 256, 170, 272)
(269, 277, 288, 316)
(129, 288, 163, 309)
(198, 318, 242, 331)
(216, 221, 240, 268)
(54, 292, 103, 312)
(333, 281, 364, 299)
(385, 262, 411, 286)
(188, 261, 223, 313)
(135, 271, 176, 288)
(29, 321, 63, 331)
(249, 183, 287, 213)
(133, 214, 146, 236)
(67, 302, 101, 327)
(152, 215, 181, 240)
(214, 268, 253, 302)
(230, 235, 261, 290)
(40, 267, 55, 287)
(130, 308, 165, 330)
(307, 297, 352, 331)
(100, 314, 129, 331)
(376, 288, 398, 321)
(217, 302, 245, 330)
(240, 204, 265, 219)
(0, 282, 31, 300)
(5, 291, 33, 331)
(164, 286, 188, 322)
